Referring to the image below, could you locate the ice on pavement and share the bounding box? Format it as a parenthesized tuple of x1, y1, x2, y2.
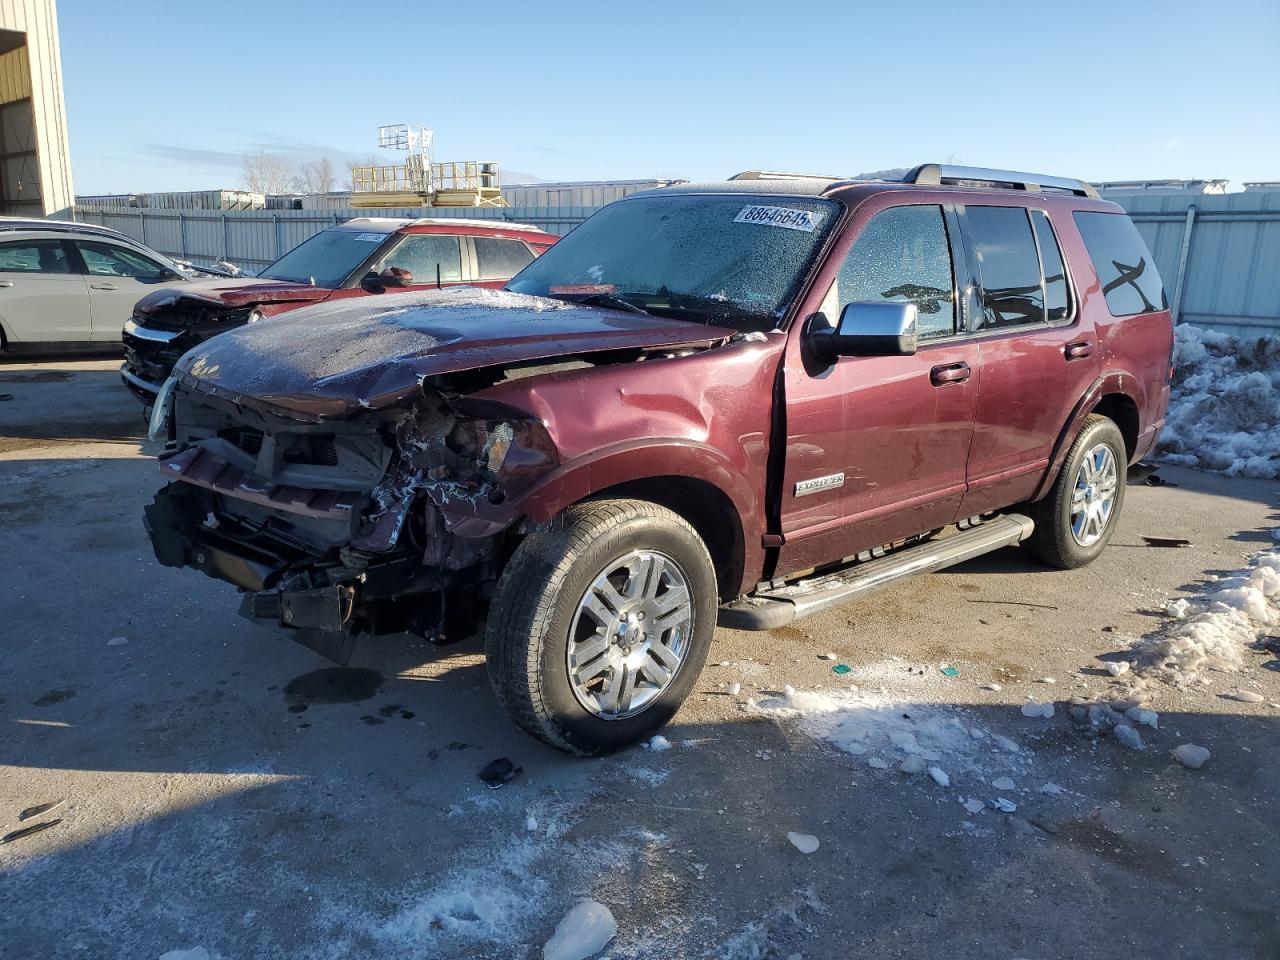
(646, 734, 673, 752)
(1021, 702, 1055, 718)
(1113, 724, 1146, 751)
(751, 684, 1031, 782)
(1173, 744, 1211, 769)
(991, 777, 1016, 791)
(1156, 324, 1280, 479)
(542, 900, 617, 960)
(787, 831, 820, 854)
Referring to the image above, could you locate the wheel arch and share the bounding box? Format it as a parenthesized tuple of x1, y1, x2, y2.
(511, 439, 760, 599)
(1032, 372, 1144, 502)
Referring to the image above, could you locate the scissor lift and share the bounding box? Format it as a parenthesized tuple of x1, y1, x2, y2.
(350, 124, 505, 208)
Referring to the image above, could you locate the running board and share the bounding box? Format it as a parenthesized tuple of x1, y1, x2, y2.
(718, 513, 1035, 630)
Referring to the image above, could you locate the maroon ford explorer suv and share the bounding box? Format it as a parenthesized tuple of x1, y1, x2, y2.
(144, 165, 1173, 754)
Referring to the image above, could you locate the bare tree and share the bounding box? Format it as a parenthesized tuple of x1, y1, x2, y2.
(240, 151, 296, 195)
(292, 157, 336, 195)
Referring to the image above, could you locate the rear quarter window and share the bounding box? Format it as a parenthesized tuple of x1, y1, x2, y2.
(1072, 211, 1167, 317)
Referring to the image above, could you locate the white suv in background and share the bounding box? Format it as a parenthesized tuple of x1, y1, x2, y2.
(0, 219, 229, 352)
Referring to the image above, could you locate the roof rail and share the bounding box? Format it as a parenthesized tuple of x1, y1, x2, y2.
(904, 164, 1100, 199)
(729, 170, 843, 182)
(0, 218, 127, 237)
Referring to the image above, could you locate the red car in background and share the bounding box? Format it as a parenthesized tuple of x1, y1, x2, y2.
(120, 217, 557, 405)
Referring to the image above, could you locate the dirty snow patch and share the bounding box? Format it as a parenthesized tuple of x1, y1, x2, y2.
(542, 900, 617, 960)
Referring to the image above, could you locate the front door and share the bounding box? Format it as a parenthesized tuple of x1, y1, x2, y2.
(776, 202, 977, 577)
(0, 238, 91, 343)
(75, 240, 180, 342)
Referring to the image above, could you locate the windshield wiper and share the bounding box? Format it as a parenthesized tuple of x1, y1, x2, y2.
(564, 292, 651, 316)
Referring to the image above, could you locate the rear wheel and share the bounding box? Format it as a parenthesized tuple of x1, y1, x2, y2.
(1027, 414, 1126, 569)
(485, 499, 718, 755)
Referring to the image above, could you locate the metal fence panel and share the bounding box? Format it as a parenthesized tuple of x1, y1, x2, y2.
(69, 205, 592, 272)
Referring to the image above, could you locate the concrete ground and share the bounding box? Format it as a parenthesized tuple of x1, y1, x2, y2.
(1, 358, 1277, 960)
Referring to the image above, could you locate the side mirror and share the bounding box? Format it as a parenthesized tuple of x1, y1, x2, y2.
(807, 301, 918, 360)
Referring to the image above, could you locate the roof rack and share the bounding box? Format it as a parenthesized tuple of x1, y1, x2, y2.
(729, 170, 843, 182)
(903, 164, 1100, 199)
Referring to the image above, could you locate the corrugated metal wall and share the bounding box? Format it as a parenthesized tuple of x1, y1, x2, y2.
(69, 206, 596, 271)
(1110, 191, 1280, 337)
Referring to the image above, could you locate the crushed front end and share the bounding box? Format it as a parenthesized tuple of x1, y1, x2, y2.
(145, 375, 556, 663)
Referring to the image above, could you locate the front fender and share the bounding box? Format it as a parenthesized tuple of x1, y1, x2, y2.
(510, 437, 764, 590)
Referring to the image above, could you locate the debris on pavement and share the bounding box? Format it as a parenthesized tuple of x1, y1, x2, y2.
(818, 653, 837, 661)
(831, 664, 852, 675)
(991, 777, 1016, 791)
(477, 758, 522, 789)
(940, 665, 960, 677)
(106, 635, 129, 646)
(992, 798, 1017, 813)
(18, 799, 63, 821)
(1228, 690, 1265, 703)
(898, 756, 925, 775)
(727, 683, 741, 697)
(928, 766, 950, 787)
(980, 682, 1002, 691)
(0, 818, 61, 845)
(1104, 661, 1131, 676)
(1112, 724, 1146, 751)
(1141, 536, 1192, 548)
(786, 832, 820, 854)
(542, 900, 617, 960)
(1021, 702, 1055, 718)
(1173, 744, 1212, 769)
(962, 798, 986, 814)
(645, 735, 673, 752)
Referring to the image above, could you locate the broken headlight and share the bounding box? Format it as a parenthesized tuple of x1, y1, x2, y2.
(148, 374, 178, 442)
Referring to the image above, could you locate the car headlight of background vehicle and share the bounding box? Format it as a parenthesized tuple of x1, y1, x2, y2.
(148, 375, 178, 442)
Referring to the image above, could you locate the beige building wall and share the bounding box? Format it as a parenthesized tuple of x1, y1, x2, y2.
(0, 0, 71, 215)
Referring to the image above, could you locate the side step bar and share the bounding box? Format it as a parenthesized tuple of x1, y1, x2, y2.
(719, 514, 1035, 630)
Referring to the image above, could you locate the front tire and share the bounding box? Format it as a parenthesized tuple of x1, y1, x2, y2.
(485, 499, 718, 755)
(1027, 414, 1126, 569)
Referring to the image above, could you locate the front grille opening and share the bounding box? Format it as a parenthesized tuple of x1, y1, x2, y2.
(219, 426, 264, 457)
(283, 434, 338, 467)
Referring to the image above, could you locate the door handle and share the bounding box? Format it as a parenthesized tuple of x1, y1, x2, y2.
(0, 280, 13, 288)
(930, 361, 971, 385)
(89, 282, 119, 290)
(1065, 340, 1093, 360)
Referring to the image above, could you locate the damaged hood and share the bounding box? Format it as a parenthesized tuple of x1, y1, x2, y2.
(136, 277, 333, 314)
(175, 287, 734, 418)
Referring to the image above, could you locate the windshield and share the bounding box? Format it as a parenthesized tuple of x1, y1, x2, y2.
(258, 228, 390, 287)
(506, 194, 840, 328)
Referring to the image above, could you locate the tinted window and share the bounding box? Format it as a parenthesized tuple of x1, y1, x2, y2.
(78, 241, 167, 280)
(378, 234, 462, 283)
(966, 206, 1044, 328)
(1073, 211, 1167, 317)
(474, 237, 534, 280)
(1031, 211, 1070, 322)
(0, 239, 69, 273)
(833, 205, 956, 340)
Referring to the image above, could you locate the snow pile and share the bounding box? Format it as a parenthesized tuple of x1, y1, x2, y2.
(750, 687, 1028, 782)
(1128, 544, 1280, 682)
(1157, 324, 1280, 479)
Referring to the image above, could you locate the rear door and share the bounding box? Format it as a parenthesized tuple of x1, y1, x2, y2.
(75, 240, 180, 342)
(956, 204, 1099, 516)
(0, 237, 91, 343)
(776, 201, 978, 575)
(467, 236, 536, 288)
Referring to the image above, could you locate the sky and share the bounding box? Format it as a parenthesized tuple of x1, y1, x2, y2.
(59, 0, 1280, 195)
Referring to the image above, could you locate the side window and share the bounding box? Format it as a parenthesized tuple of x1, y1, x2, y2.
(78, 241, 167, 280)
(832, 205, 956, 340)
(1030, 211, 1070, 322)
(0, 239, 70, 274)
(379, 234, 462, 283)
(1072, 211, 1167, 317)
(474, 237, 535, 280)
(965, 206, 1044, 329)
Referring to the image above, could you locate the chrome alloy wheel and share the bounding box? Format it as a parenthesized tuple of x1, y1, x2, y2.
(1070, 442, 1119, 547)
(566, 549, 694, 720)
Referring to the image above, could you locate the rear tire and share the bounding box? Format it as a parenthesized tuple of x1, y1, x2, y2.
(485, 499, 718, 755)
(1027, 414, 1126, 569)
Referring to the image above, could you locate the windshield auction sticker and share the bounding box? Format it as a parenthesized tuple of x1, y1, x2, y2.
(734, 205, 821, 232)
